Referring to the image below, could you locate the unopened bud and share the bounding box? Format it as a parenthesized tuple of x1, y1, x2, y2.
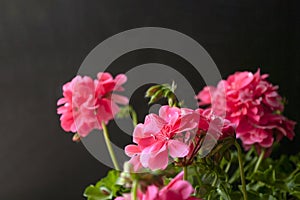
(145, 85, 162, 97)
(72, 133, 81, 142)
(149, 90, 163, 104)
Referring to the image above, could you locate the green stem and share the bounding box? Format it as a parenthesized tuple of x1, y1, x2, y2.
(131, 179, 138, 200)
(183, 166, 188, 181)
(225, 161, 231, 182)
(193, 165, 201, 184)
(286, 168, 300, 181)
(234, 140, 248, 200)
(254, 149, 265, 173)
(130, 108, 138, 127)
(225, 161, 231, 173)
(101, 121, 120, 170)
(212, 173, 218, 186)
(208, 193, 212, 200)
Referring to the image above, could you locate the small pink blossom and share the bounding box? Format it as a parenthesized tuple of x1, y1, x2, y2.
(115, 171, 201, 200)
(57, 72, 128, 138)
(196, 69, 296, 151)
(125, 106, 199, 171)
(159, 171, 199, 200)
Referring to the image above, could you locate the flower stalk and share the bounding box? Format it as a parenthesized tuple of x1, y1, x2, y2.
(254, 148, 265, 173)
(183, 166, 188, 181)
(131, 179, 138, 200)
(102, 121, 120, 171)
(130, 109, 138, 127)
(234, 140, 248, 200)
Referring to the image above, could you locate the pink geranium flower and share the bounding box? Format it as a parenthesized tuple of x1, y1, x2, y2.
(196, 69, 296, 151)
(115, 171, 201, 200)
(57, 72, 128, 138)
(125, 106, 199, 171)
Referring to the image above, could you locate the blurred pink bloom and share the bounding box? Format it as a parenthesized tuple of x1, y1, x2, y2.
(57, 72, 128, 138)
(185, 108, 235, 163)
(197, 108, 236, 140)
(196, 69, 296, 151)
(158, 171, 200, 200)
(115, 171, 200, 200)
(125, 106, 199, 170)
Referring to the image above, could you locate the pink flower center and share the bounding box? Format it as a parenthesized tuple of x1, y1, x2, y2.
(153, 125, 174, 141)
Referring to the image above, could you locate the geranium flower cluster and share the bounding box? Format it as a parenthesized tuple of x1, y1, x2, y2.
(115, 171, 200, 200)
(196, 69, 296, 150)
(57, 72, 128, 138)
(125, 106, 235, 171)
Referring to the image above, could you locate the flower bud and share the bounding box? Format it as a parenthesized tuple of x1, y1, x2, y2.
(72, 133, 81, 142)
(145, 85, 162, 98)
(149, 90, 164, 104)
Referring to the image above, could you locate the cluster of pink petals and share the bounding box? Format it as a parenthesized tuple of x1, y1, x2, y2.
(125, 106, 199, 171)
(185, 109, 235, 161)
(196, 69, 296, 150)
(115, 171, 200, 200)
(57, 72, 128, 137)
(196, 108, 235, 140)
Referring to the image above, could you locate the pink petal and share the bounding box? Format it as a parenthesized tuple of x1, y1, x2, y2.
(144, 185, 159, 199)
(196, 86, 216, 105)
(159, 106, 180, 124)
(260, 136, 274, 148)
(133, 124, 145, 143)
(97, 72, 113, 82)
(168, 140, 189, 158)
(170, 181, 194, 199)
(236, 117, 255, 134)
(115, 74, 127, 86)
(140, 142, 168, 170)
(174, 113, 199, 132)
(143, 114, 166, 135)
(57, 98, 67, 106)
(137, 136, 156, 149)
(167, 171, 184, 187)
(111, 93, 129, 105)
(125, 145, 141, 156)
(148, 146, 169, 170)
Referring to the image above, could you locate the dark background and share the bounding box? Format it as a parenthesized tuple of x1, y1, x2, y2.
(0, 0, 299, 199)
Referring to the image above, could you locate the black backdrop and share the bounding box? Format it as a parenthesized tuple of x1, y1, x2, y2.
(1, 0, 299, 199)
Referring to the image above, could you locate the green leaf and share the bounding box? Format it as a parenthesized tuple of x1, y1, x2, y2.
(84, 170, 121, 200)
(251, 166, 276, 185)
(286, 172, 300, 193)
(83, 185, 112, 200)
